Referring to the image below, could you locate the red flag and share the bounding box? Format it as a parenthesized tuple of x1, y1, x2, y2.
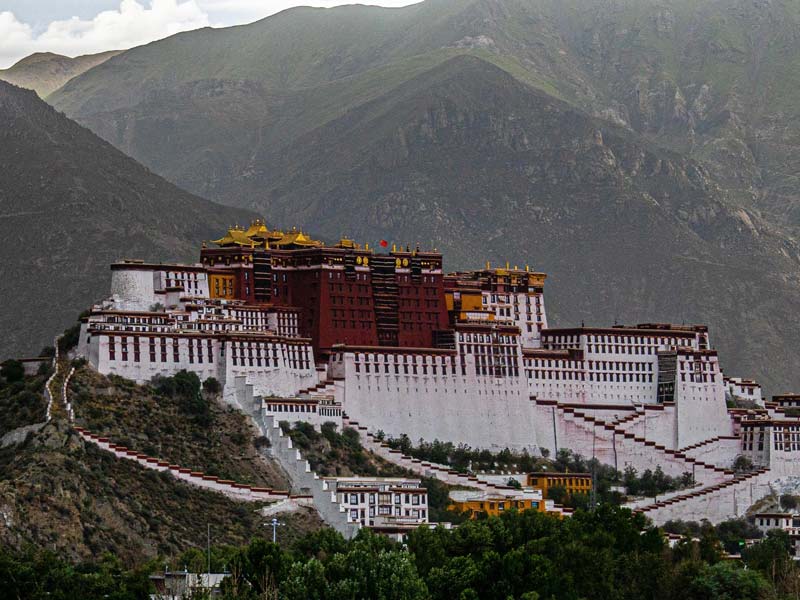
(379, 239, 389, 248)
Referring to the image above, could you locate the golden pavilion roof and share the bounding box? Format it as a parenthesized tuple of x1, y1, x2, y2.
(211, 222, 322, 249)
(244, 219, 270, 240)
(212, 225, 257, 247)
(273, 227, 323, 248)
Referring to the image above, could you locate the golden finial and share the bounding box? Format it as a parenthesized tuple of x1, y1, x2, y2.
(486, 261, 490, 269)
(506, 261, 510, 269)
(392, 243, 397, 252)
(365, 242, 370, 250)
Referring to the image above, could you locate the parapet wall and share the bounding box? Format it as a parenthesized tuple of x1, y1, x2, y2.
(637, 469, 774, 525)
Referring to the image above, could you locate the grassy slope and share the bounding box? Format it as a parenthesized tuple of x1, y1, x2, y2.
(0, 368, 50, 437)
(69, 367, 289, 489)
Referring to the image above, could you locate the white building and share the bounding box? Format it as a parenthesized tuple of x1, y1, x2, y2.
(726, 377, 763, 406)
(328, 477, 430, 536)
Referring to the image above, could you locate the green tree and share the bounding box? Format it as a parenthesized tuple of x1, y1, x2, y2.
(743, 529, 793, 588)
(0, 359, 24, 383)
(685, 561, 771, 600)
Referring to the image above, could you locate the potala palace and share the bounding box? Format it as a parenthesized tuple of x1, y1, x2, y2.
(74, 219, 800, 526)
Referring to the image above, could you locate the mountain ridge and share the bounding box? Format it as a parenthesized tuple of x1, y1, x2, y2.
(0, 81, 255, 360)
(0, 50, 121, 98)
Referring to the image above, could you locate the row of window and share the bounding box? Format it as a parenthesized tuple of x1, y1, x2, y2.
(107, 336, 214, 365)
(526, 370, 655, 383)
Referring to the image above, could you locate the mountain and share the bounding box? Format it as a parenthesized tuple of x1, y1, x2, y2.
(0, 51, 121, 98)
(44, 0, 800, 393)
(0, 81, 255, 360)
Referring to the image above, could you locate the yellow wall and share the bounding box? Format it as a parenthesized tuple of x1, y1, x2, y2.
(210, 274, 236, 299)
(448, 497, 545, 519)
(527, 474, 592, 498)
(460, 292, 483, 311)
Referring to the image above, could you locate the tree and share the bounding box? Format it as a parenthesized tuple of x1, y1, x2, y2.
(0, 359, 24, 383)
(546, 485, 567, 504)
(203, 377, 222, 396)
(685, 561, 771, 600)
(780, 494, 799, 510)
(715, 518, 762, 555)
(743, 529, 793, 588)
(733, 455, 754, 473)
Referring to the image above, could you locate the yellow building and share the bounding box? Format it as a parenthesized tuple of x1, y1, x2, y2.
(527, 472, 592, 498)
(209, 274, 236, 299)
(448, 489, 553, 520)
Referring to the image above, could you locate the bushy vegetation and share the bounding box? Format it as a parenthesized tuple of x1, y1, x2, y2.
(4, 506, 799, 599)
(56, 310, 90, 354)
(152, 370, 211, 426)
(663, 518, 764, 555)
(281, 421, 407, 478)
(382, 435, 543, 473)
(621, 465, 694, 499)
(0, 359, 51, 436)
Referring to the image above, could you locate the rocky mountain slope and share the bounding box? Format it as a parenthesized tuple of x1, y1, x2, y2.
(0, 362, 320, 565)
(35, 0, 800, 392)
(0, 51, 121, 98)
(0, 81, 255, 360)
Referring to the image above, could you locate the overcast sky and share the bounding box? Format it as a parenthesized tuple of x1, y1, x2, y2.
(0, 0, 423, 68)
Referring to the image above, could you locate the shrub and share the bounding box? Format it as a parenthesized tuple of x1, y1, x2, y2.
(0, 360, 24, 383)
(203, 377, 222, 396)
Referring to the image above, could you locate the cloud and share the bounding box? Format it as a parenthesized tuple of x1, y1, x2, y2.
(0, 0, 209, 68)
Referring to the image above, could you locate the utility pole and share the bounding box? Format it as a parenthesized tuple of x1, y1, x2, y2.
(591, 425, 597, 510)
(270, 518, 284, 543)
(207, 523, 211, 586)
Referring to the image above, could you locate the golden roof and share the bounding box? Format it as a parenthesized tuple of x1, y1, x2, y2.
(212, 225, 258, 247)
(211, 222, 322, 249)
(273, 227, 323, 248)
(244, 218, 270, 240)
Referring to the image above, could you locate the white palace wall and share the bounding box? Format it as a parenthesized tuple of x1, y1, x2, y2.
(332, 351, 539, 451)
(84, 332, 317, 398)
(675, 380, 733, 448)
(223, 342, 317, 398)
(111, 269, 156, 311)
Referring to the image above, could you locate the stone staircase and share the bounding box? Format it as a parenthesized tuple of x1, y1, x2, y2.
(678, 435, 740, 454)
(252, 411, 359, 538)
(297, 378, 339, 398)
(633, 467, 773, 524)
(343, 414, 574, 518)
(542, 400, 733, 484)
